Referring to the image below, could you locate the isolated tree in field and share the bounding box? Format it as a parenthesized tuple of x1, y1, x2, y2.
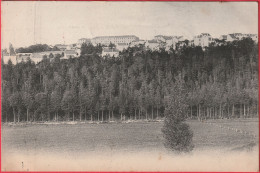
(162, 75, 194, 153)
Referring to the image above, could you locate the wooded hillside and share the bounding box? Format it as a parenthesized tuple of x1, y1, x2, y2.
(1, 38, 258, 122)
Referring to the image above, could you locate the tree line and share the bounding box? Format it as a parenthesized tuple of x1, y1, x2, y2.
(15, 44, 61, 53)
(1, 38, 258, 123)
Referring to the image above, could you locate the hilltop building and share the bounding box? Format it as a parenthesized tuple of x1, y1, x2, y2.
(55, 44, 67, 51)
(220, 33, 258, 42)
(154, 35, 173, 42)
(166, 36, 184, 50)
(77, 38, 91, 48)
(4, 32, 258, 64)
(219, 35, 228, 41)
(63, 50, 78, 59)
(130, 40, 146, 47)
(2, 56, 17, 65)
(153, 35, 185, 50)
(116, 43, 129, 51)
(91, 35, 139, 46)
(193, 33, 213, 48)
(4, 51, 65, 65)
(66, 44, 77, 50)
(101, 47, 119, 58)
(145, 40, 160, 50)
(245, 34, 258, 42)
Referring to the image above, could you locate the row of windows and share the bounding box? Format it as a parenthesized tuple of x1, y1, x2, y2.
(94, 37, 136, 41)
(94, 40, 132, 42)
(196, 37, 212, 42)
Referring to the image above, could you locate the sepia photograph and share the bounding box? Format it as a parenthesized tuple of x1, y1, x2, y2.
(1, 1, 259, 171)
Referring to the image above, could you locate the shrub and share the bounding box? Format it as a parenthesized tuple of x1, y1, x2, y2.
(162, 75, 194, 153)
(162, 118, 194, 153)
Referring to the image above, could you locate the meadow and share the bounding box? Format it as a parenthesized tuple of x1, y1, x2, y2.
(1, 118, 259, 171)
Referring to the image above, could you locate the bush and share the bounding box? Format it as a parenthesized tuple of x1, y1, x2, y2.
(162, 118, 194, 153)
(162, 75, 194, 153)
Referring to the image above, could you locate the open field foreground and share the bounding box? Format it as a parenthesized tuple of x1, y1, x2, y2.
(2, 118, 259, 171)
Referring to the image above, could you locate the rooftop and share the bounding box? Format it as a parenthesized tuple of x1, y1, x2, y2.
(155, 35, 164, 37)
(195, 33, 212, 38)
(55, 44, 67, 46)
(148, 40, 158, 43)
(65, 50, 77, 54)
(117, 43, 128, 46)
(93, 35, 138, 39)
(229, 34, 239, 39)
(220, 35, 228, 40)
(78, 38, 90, 40)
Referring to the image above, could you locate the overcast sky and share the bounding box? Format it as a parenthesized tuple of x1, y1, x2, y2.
(1, 1, 258, 49)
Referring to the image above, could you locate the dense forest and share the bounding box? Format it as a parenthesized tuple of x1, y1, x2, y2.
(1, 38, 258, 122)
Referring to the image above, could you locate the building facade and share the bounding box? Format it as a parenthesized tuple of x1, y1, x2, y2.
(165, 36, 184, 50)
(91, 35, 139, 46)
(3, 56, 20, 65)
(221, 33, 258, 42)
(245, 34, 258, 42)
(154, 35, 185, 50)
(219, 35, 228, 40)
(130, 40, 146, 47)
(154, 35, 172, 42)
(77, 38, 91, 48)
(116, 43, 129, 51)
(193, 33, 213, 47)
(63, 50, 78, 59)
(145, 40, 160, 50)
(101, 48, 119, 58)
(55, 44, 67, 51)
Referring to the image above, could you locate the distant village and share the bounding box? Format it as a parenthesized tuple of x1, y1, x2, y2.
(2, 33, 258, 65)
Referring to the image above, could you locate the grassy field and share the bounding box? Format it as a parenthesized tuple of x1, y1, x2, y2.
(1, 118, 259, 171)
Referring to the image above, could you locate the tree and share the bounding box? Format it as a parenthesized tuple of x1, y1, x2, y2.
(22, 92, 34, 122)
(50, 90, 62, 121)
(86, 85, 97, 121)
(78, 83, 87, 121)
(162, 75, 194, 153)
(155, 86, 162, 119)
(34, 92, 48, 121)
(49, 53, 54, 59)
(8, 92, 22, 123)
(108, 95, 117, 121)
(61, 89, 77, 121)
(109, 42, 116, 49)
(16, 44, 52, 53)
(1, 38, 258, 123)
(9, 43, 16, 55)
(2, 81, 11, 122)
